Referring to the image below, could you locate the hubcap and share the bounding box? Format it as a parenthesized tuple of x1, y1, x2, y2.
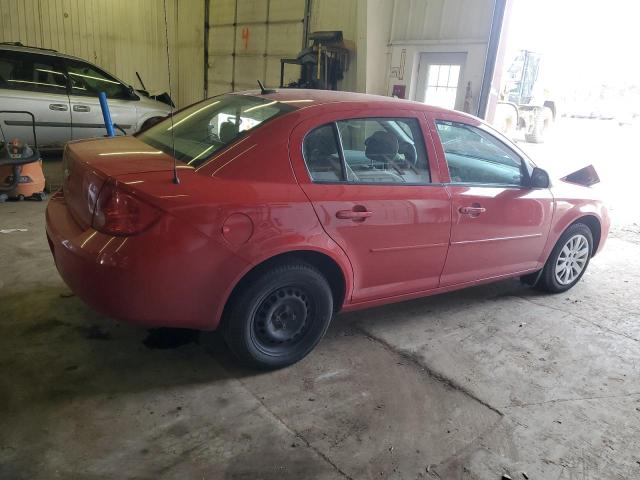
(253, 287, 312, 350)
(555, 234, 589, 285)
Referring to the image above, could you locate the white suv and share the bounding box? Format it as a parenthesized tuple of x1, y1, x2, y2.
(0, 43, 171, 150)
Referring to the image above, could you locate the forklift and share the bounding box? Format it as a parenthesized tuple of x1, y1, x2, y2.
(279, 31, 350, 90)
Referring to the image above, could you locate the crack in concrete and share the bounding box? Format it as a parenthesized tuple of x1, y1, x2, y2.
(234, 376, 355, 480)
(514, 295, 640, 344)
(502, 391, 640, 409)
(354, 325, 503, 417)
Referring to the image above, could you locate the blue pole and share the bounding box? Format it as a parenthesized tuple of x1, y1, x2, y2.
(98, 92, 115, 137)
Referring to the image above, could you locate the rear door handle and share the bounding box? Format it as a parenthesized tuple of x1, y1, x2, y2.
(49, 103, 68, 111)
(336, 207, 373, 221)
(459, 206, 486, 215)
(73, 105, 91, 112)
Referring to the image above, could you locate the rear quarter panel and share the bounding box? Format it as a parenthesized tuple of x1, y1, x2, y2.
(124, 113, 355, 323)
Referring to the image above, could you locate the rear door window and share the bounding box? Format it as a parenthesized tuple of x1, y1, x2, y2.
(0, 51, 67, 94)
(303, 117, 431, 184)
(303, 124, 344, 182)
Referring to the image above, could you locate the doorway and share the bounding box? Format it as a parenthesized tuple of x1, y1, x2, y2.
(415, 52, 466, 110)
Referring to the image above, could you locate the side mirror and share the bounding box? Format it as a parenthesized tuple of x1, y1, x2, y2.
(127, 85, 140, 100)
(530, 167, 550, 188)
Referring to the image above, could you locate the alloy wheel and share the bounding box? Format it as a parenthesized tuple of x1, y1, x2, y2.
(554, 234, 589, 285)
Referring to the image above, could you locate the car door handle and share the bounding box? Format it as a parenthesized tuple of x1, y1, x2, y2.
(49, 103, 68, 111)
(336, 210, 372, 219)
(73, 105, 91, 112)
(336, 207, 373, 221)
(459, 206, 486, 215)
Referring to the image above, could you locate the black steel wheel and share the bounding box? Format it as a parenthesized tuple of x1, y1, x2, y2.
(223, 263, 333, 369)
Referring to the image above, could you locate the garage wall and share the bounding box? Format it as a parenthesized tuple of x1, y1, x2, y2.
(1, 0, 497, 111)
(0, 0, 203, 108)
(207, 0, 361, 96)
(308, 0, 360, 92)
(363, 0, 393, 95)
(207, 0, 308, 96)
(384, 0, 495, 113)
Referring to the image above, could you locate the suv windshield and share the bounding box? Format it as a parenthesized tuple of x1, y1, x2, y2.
(137, 94, 294, 167)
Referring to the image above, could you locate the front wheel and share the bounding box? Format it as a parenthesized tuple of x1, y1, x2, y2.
(223, 263, 334, 369)
(536, 223, 593, 293)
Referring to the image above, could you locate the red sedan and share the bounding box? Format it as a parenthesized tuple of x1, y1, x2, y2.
(46, 90, 610, 368)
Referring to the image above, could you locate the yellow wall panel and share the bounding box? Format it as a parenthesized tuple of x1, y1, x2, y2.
(0, 0, 203, 107)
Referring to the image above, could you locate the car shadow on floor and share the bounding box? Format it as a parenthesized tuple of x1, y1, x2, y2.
(0, 278, 541, 415)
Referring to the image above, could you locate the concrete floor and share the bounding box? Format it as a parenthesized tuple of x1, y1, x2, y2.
(1, 119, 639, 479)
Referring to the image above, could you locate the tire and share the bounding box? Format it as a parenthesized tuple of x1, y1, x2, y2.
(222, 263, 334, 369)
(525, 106, 554, 144)
(536, 223, 593, 293)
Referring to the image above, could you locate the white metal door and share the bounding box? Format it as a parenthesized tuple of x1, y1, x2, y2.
(68, 96, 136, 139)
(63, 57, 137, 139)
(0, 49, 71, 148)
(415, 52, 467, 110)
(0, 89, 71, 148)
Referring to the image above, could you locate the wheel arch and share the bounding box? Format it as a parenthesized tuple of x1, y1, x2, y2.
(541, 206, 606, 267)
(218, 249, 351, 330)
(574, 214, 602, 256)
(137, 114, 166, 133)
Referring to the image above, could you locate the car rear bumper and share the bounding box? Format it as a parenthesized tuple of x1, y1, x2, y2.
(45, 192, 249, 330)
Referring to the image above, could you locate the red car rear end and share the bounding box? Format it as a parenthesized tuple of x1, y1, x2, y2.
(47, 137, 252, 330)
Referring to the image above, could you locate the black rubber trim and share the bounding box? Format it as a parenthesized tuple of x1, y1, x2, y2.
(4, 120, 131, 129)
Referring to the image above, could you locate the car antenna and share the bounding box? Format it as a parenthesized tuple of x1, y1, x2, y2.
(135, 71, 147, 91)
(162, 0, 179, 184)
(257, 80, 276, 95)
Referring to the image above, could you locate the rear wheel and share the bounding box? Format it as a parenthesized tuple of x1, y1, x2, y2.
(536, 223, 593, 293)
(223, 263, 334, 369)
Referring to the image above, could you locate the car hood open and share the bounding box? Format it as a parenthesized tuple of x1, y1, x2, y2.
(560, 164, 600, 187)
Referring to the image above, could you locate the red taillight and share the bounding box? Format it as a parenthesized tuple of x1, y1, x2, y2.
(92, 180, 162, 236)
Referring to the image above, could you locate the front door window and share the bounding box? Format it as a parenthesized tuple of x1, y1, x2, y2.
(435, 120, 526, 186)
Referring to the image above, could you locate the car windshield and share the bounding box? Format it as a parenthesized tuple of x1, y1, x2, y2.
(137, 94, 294, 167)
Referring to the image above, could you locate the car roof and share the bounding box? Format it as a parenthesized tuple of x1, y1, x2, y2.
(232, 88, 471, 118)
(0, 43, 86, 62)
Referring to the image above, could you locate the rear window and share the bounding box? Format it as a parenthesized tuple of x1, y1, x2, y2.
(137, 95, 294, 167)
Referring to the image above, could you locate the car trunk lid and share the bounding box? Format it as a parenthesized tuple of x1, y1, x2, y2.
(62, 137, 178, 228)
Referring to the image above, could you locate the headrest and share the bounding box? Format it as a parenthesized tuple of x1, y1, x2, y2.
(220, 121, 239, 143)
(365, 131, 398, 162)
